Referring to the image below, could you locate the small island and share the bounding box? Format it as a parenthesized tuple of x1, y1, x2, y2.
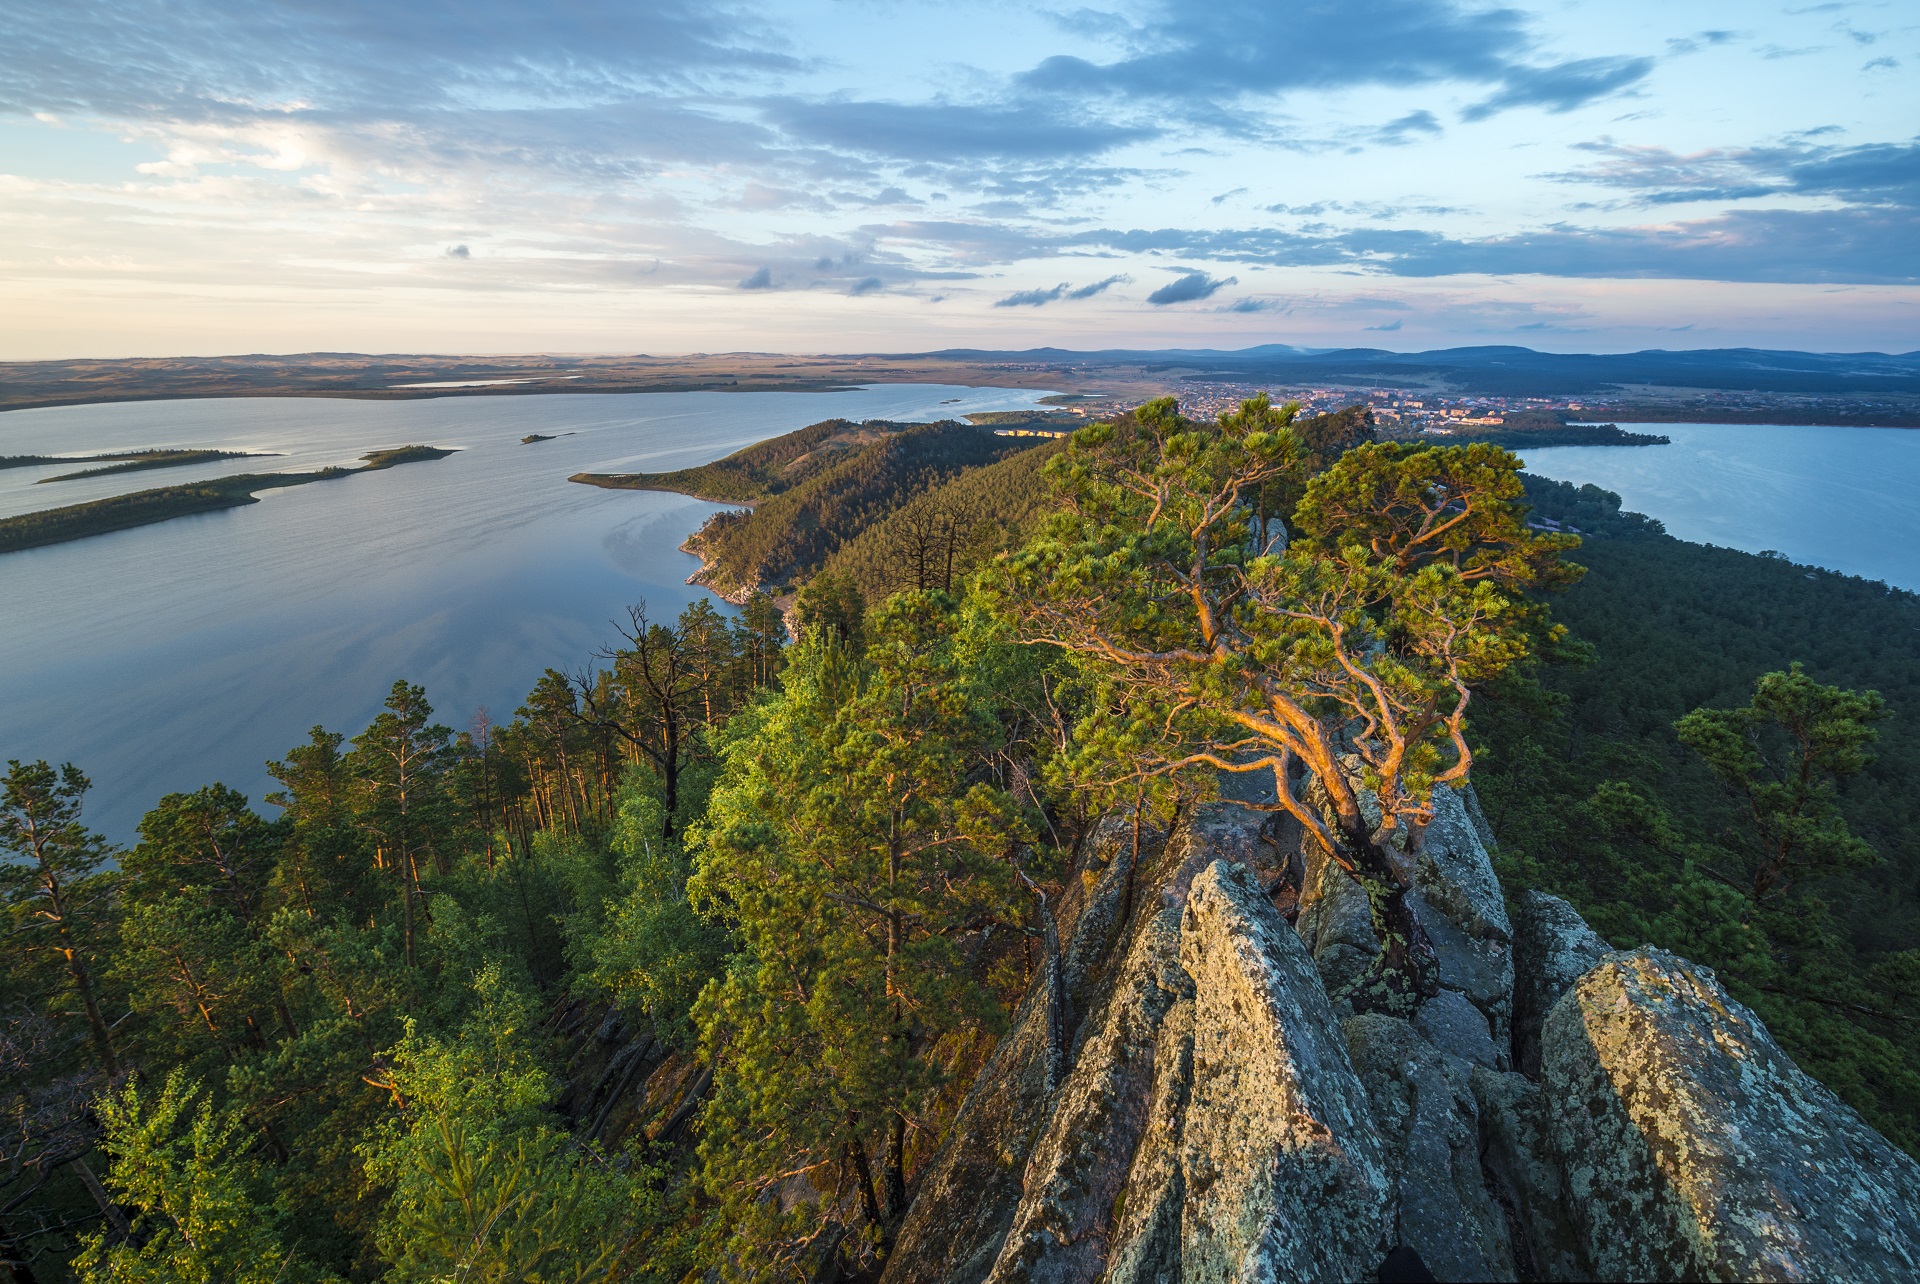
(0, 445, 457, 555)
(522, 433, 556, 443)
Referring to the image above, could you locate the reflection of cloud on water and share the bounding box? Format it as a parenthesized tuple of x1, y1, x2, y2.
(601, 501, 718, 581)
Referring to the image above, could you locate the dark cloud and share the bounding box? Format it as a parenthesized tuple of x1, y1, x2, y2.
(1146, 271, 1237, 304)
(738, 266, 774, 289)
(1017, 0, 1650, 122)
(848, 276, 884, 295)
(762, 98, 1156, 161)
(1365, 319, 1404, 331)
(445, 244, 470, 259)
(1068, 274, 1129, 299)
(1226, 297, 1281, 312)
(995, 282, 1069, 307)
(1376, 110, 1442, 145)
(993, 273, 1130, 306)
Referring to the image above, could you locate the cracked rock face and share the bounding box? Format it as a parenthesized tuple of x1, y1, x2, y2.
(884, 796, 1920, 1284)
(1510, 889, 1612, 1078)
(1344, 1014, 1515, 1283)
(1541, 947, 1920, 1282)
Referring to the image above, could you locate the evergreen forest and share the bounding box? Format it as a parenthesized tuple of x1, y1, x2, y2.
(4, 400, 1915, 1281)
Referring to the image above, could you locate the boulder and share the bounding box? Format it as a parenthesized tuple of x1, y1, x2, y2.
(1510, 890, 1611, 1077)
(1541, 947, 1920, 1282)
(1409, 785, 1514, 1053)
(1178, 860, 1391, 1282)
(1293, 779, 1513, 1047)
(1344, 1014, 1516, 1282)
(1103, 998, 1194, 1284)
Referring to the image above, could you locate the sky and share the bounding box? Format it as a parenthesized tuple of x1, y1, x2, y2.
(1, 0, 1916, 359)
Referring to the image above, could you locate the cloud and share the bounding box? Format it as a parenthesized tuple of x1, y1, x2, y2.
(1551, 136, 1920, 206)
(1364, 318, 1404, 331)
(848, 276, 884, 295)
(446, 244, 470, 259)
(1463, 56, 1655, 121)
(992, 273, 1131, 306)
(0, 0, 797, 121)
(995, 282, 1069, 307)
(1016, 0, 1652, 124)
(1376, 110, 1442, 145)
(738, 266, 773, 289)
(761, 98, 1156, 161)
(1226, 297, 1282, 312)
(876, 196, 1920, 285)
(1147, 271, 1237, 304)
(1068, 274, 1128, 299)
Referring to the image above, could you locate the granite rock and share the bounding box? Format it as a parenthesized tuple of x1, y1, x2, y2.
(1541, 947, 1920, 1282)
(1178, 860, 1392, 1283)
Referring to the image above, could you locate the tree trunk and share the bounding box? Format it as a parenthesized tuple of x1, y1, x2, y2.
(64, 949, 117, 1079)
(1328, 819, 1438, 1014)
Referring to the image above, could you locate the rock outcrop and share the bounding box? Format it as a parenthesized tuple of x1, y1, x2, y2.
(1541, 947, 1920, 1282)
(1175, 862, 1389, 1282)
(883, 783, 1920, 1284)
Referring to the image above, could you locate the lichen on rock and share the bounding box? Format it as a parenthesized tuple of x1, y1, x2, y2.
(1541, 946, 1920, 1282)
(1178, 860, 1391, 1283)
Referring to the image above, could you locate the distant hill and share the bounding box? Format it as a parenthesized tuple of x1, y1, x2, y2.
(911, 344, 1920, 399)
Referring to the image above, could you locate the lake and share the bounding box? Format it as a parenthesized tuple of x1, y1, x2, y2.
(0, 386, 1049, 840)
(1521, 422, 1920, 593)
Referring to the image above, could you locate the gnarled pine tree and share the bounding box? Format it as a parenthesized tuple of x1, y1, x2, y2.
(994, 397, 1580, 1006)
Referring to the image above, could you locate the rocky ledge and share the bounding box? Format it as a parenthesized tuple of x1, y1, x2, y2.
(882, 787, 1920, 1283)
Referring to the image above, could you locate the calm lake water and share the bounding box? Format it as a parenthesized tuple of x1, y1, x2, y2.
(1521, 423, 1920, 593)
(0, 386, 1048, 840)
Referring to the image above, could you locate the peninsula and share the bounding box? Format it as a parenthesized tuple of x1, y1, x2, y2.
(0, 445, 455, 554)
(33, 448, 274, 483)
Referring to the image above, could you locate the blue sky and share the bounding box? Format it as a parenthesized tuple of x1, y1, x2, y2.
(1, 0, 1915, 358)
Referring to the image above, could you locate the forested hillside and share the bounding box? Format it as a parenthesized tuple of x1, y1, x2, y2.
(570, 417, 910, 504)
(5, 398, 1916, 1280)
(679, 422, 1027, 599)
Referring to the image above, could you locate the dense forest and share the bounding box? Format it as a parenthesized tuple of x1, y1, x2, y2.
(4, 399, 1915, 1279)
(676, 422, 1026, 600)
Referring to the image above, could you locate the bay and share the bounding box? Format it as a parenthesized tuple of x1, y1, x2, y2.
(1520, 423, 1920, 593)
(0, 385, 1047, 839)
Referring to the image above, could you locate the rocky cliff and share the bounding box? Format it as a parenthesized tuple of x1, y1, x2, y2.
(882, 786, 1920, 1283)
